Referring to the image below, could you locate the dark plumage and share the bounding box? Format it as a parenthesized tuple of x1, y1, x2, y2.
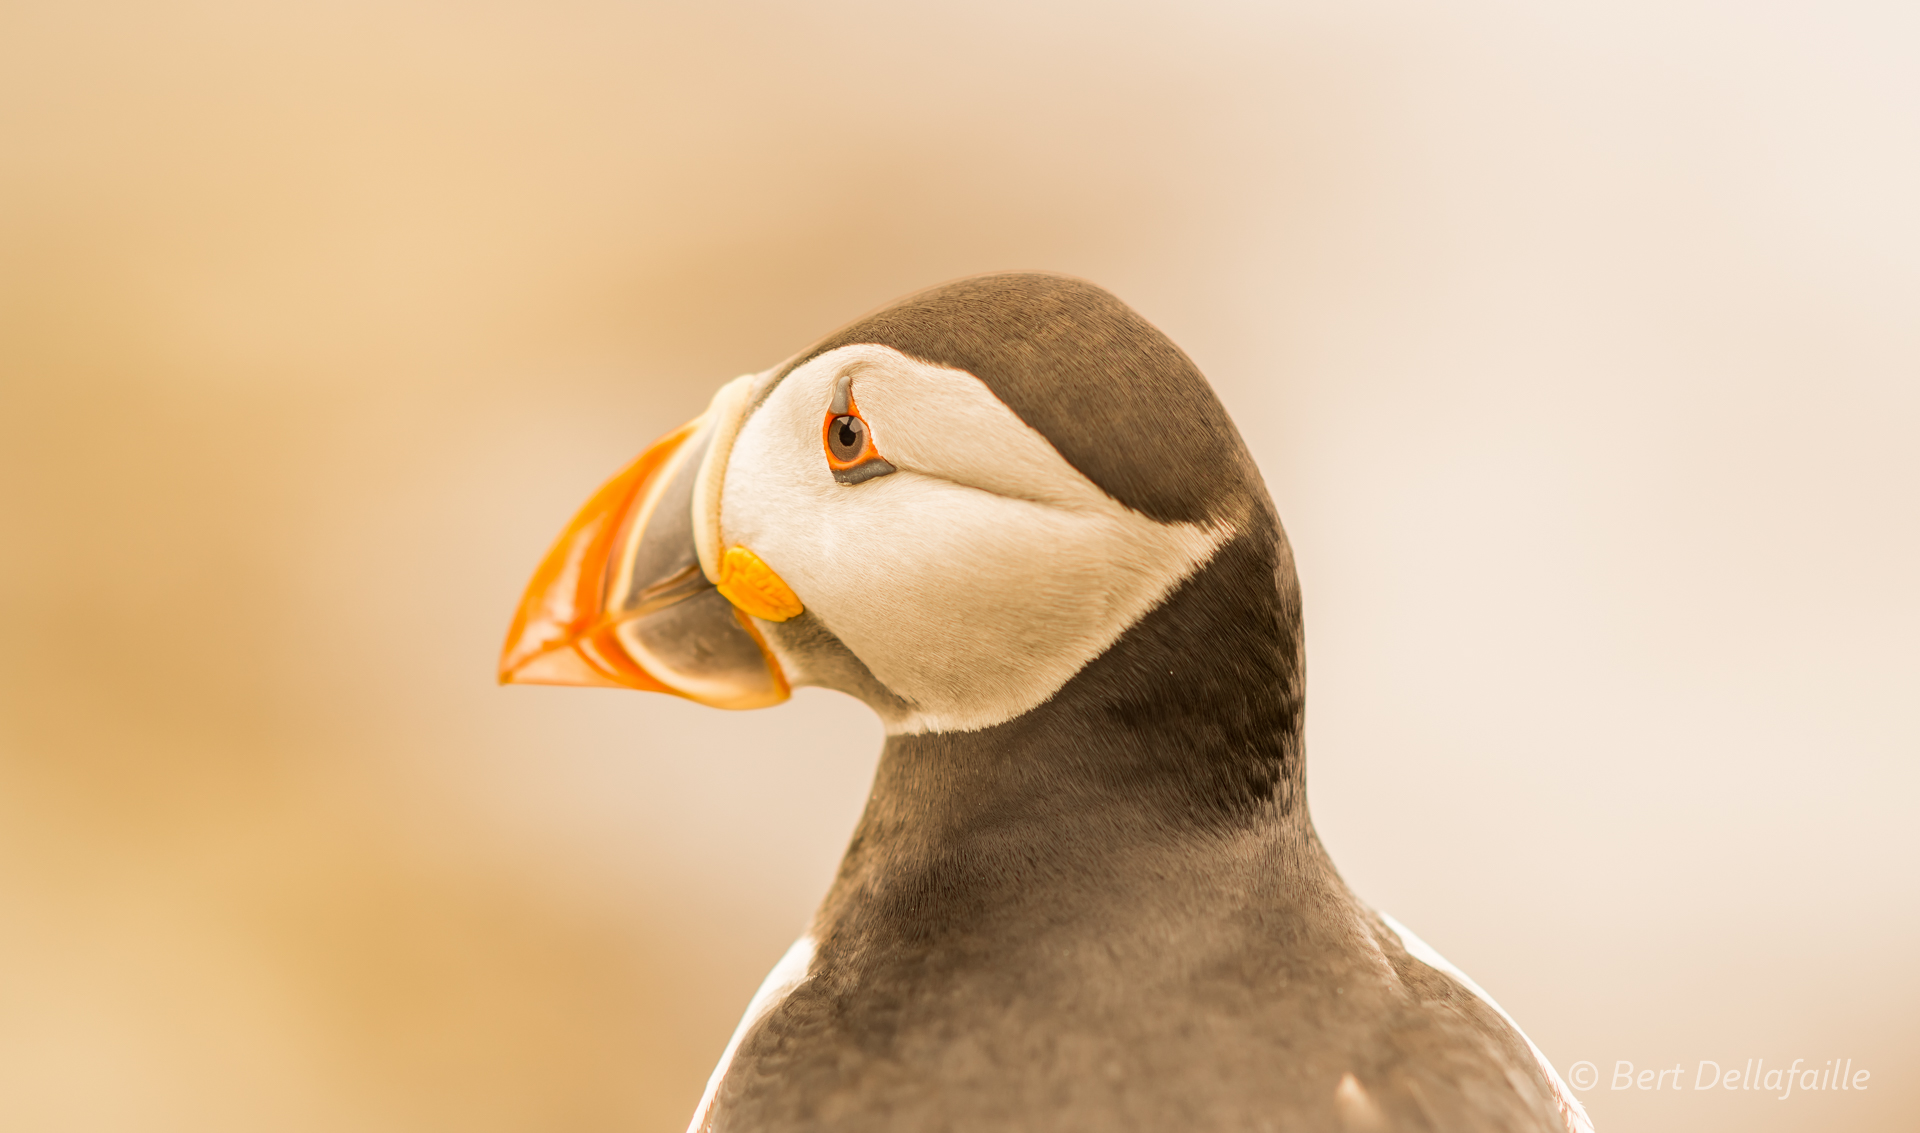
(706, 275, 1580, 1131)
(713, 532, 1563, 1133)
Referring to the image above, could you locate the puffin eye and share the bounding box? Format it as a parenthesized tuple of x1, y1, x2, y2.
(827, 414, 867, 463)
(821, 374, 897, 485)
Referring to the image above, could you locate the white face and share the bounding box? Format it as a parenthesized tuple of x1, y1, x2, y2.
(716, 344, 1227, 735)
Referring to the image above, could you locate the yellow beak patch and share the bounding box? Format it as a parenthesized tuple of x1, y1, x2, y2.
(716, 545, 804, 623)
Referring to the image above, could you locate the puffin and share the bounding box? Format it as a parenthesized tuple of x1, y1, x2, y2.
(498, 272, 1594, 1133)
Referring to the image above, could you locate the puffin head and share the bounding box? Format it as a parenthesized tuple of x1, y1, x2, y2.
(501, 272, 1293, 741)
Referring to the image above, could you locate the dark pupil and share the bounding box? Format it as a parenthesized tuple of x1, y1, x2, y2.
(830, 415, 865, 461)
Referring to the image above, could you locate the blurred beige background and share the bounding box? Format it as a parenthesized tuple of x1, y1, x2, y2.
(2, 2, 1915, 1131)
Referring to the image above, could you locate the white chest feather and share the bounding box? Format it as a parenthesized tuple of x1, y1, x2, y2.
(685, 935, 816, 1133)
(1379, 912, 1595, 1133)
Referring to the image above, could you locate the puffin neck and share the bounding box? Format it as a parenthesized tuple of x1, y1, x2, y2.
(832, 519, 1308, 891)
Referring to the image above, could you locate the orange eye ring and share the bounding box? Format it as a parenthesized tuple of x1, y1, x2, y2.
(822, 405, 882, 470)
(821, 374, 896, 484)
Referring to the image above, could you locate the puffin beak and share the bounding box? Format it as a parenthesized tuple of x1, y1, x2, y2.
(498, 376, 792, 710)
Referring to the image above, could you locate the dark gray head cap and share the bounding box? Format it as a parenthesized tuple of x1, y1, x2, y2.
(774, 272, 1264, 526)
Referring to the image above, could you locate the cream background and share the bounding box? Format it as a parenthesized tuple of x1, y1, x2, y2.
(1, 3, 1914, 1131)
